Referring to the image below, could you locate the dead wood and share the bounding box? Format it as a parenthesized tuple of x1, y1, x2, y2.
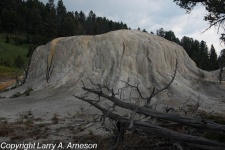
(74, 95, 225, 149)
(78, 86, 225, 135)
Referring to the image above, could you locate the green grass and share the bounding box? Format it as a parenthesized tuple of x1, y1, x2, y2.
(0, 33, 29, 67)
(0, 65, 23, 79)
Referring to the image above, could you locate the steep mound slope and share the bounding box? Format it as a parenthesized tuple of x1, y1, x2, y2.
(0, 30, 225, 121)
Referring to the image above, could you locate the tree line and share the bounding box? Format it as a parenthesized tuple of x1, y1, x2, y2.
(155, 28, 223, 71)
(0, 0, 224, 72)
(0, 0, 128, 46)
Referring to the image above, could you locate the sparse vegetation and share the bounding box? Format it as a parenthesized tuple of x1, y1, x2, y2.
(24, 87, 33, 96)
(0, 34, 29, 68)
(88, 129, 94, 136)
(0, 121, 10, 137)
(10, 92, 22, 98)
(52, 113, 59, 124)
(199, 70, 205, 78)
(0, 65, 23, 80)
(0, 115, 49, 141)
(10, 87, 33, 98)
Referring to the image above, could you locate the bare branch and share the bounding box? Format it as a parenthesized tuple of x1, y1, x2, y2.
(74, 95, 225, 149)
(76, 86, 225, 135)
(146, 57, 178, 106)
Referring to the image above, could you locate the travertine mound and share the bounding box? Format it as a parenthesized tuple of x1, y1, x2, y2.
(27, 30, 202, 88)
(1, 30, 225, 119)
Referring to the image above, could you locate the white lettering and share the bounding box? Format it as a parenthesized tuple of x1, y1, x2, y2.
(1, 142, 6, 149)
(37, 143, 56, 150)
(57, 142, 63, 149)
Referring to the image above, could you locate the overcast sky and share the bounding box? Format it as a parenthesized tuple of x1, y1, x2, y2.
(41, 0, 223, 54)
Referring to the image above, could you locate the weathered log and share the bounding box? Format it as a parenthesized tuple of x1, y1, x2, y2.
(74, 96, 225, 150)
(80, 87, 225, 135)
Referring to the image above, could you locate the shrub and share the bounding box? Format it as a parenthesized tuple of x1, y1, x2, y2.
(24, 87, 33, 96)
(14, 36, 24, 45)
(13, 55, 25, 68)
(10, 92, 22, 98)
(5, 35, 9, 43)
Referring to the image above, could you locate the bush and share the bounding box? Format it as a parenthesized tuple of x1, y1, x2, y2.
(14, 36, 24, 45)
(3, 59, 12, 67)
(24, 87, 33, 96)
(5, 35, 9, 43)
(13, 55, 25, 68)
(10, 92, 22, 98)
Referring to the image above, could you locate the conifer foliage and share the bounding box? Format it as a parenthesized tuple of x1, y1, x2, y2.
(0, 0, 128, 45)
(156, 28, 219, 71)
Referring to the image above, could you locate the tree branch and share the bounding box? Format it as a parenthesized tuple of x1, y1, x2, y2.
(74, 95, 225, 149)
(77, 85, 225, 135)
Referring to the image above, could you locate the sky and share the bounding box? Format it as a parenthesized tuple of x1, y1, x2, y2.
(41, 0, 224, 54)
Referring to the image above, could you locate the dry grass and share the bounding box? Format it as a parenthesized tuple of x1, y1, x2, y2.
(0, 121, 49, 141)
(0, 79, 16, 91)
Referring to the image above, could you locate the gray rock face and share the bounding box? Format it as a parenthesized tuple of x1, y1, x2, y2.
(1, 30, 225, 120)
(26, 30, 224, 111)
(28, 30, 198, 88)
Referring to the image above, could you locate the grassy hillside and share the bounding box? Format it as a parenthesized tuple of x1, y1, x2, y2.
(0, 33, 29, 67)
(0, 65, 23, 91)
(0, 65, 23, 79)
(0, 33, 30, 84)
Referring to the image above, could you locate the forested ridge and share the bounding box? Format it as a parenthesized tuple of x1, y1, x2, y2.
(0, 0, 128, 45)
(0, 0, 223, 71)
(156, 28, 221, 71)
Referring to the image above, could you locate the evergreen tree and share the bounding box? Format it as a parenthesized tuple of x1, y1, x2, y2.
(62, 12, 76, 36)
(164, 30, 180, 44)
(142, 29, 147, 33)
(0, 0, 128, 43)
(181, 36, 194, 57)
(199, 40, 209, 70)
(86, 10, 96, 35)
(48, 0, 55, 10)
(44, 0, 57, 42)
(209, 45, 218, 70)
(156, 28, 165, 37)
(191, 40, 200, 66)
(56, 0, 66, 36)
(27, 8, 44, 34)
(78, 11, 86, 30)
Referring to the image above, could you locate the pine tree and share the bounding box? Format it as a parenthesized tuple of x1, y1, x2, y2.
(86, 10, 96, 35)
(56, 0, 66, 36)
(199, 40, 209, 70)
(44, 0, 57, 42)
(181, 36, 194, 57)
(209, 45, 218, 70)
(62, 12, 76, 36)
(164, 30, 180, 44)
(142, 29, 147, 33)
(156, 28, 165, 37)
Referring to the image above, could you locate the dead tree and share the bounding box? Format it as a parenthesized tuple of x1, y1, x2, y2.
(219, 49, 225, 84)
(74, 59, 225, 149)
